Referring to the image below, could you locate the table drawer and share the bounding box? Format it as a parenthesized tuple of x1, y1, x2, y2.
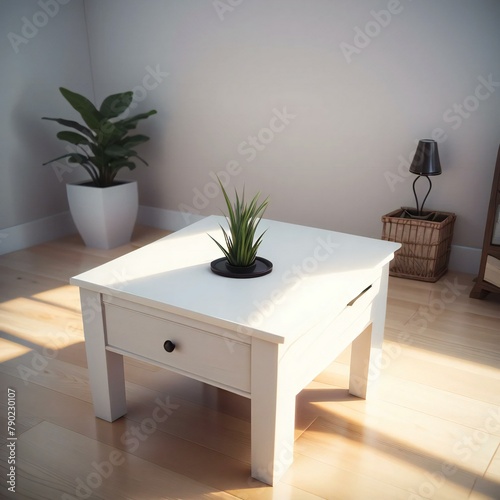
(283, 276, 381, 396)
(104, 303, 251, 394)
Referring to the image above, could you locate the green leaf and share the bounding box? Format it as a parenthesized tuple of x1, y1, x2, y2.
(96, 120, 127, 144)
(85, 154, 104, 170)
(130, 154, 149, 166)
(120, 109, 157, 130)
(99, 91, 133, 118)
(56, 131, 92, 146)
(59, 87, 103, 131)
(42, 152, 89, 166)
(209, 234, 232, 262)
(42, 117, 94, 139)
(109, 159, 137, 171)
(122, 134, 150, 149)
(104, 144, 133, 158)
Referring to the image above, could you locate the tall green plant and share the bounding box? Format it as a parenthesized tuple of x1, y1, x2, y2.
(210, 179, 269, 267)
(42, 87, 157, 187)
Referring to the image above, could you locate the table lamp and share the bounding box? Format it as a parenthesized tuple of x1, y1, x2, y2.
(409, 139, 442, 218)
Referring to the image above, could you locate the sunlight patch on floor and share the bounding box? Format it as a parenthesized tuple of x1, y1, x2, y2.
(31, 284, 82, 312)
(0, 296, 83, 351)
(0, 337, 31, 362)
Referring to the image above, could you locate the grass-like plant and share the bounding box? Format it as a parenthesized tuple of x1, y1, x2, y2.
(210, 179, 269, 267)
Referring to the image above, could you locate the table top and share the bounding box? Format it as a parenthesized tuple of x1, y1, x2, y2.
(71, 216, 400, 344)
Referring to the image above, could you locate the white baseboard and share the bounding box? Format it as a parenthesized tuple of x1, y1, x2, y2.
(0, 207, 201, 256)
(448, 244, 481, 276)
(0, 212, 76, 256)
(1, 206, 483, 278)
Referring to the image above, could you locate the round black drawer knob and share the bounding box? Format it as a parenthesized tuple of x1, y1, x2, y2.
(163, 340, 175, 353)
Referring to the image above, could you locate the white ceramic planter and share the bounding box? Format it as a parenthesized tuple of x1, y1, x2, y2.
(67, 181, 138, 249)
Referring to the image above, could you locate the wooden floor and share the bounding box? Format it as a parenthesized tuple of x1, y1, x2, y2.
(0, 226, 499, 500)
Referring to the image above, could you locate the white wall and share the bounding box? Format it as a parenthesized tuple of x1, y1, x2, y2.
(0, 0, 93, 244)
(2, 0, 500, 264)
(84, 0, 500, 253)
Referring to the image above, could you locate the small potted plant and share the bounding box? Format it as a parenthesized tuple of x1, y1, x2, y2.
(42, 87, 157, 249)
(209, 179, 272, 278)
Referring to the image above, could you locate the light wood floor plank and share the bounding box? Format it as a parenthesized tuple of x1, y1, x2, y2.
(281, 453, 410, 500)
(379, 339, 500, 400)
(296, 381, 500, 476)
(292, 416, 477, 499)
(0, 228, 499, 499)
(469, 445, 500, 499)
(0, 420, 240, 499)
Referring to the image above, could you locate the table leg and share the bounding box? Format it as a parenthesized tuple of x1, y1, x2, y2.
(349, 264, 389, 399)
(250, 338, 295, 485)
(79, 289, 127, 422)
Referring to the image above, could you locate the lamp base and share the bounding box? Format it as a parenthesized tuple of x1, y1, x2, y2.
(402, 208, 449, 222)
(402, 208, 436, 220)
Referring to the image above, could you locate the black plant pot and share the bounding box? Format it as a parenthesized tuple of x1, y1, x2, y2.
(225, 261, 257, 274)
(210, 257, 273, 279)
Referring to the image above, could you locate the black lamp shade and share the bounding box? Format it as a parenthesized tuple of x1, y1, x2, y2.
(409, 139, 442, 176)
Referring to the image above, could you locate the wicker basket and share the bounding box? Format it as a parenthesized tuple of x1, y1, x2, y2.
(381, 208, 456, 282)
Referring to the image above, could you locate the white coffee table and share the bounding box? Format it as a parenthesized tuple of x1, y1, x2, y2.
(70, 216, 399, 485)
